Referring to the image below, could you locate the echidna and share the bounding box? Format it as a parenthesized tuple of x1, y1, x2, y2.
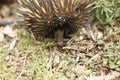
(0, 0, 16, 6)
(17, 0, 95, 46)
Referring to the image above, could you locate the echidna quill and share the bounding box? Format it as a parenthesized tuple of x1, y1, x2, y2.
(17, 0, 95, 47)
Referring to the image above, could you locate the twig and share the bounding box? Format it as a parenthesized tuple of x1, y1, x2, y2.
(62, 46, 78, 50)
(88, 53, 101, 63)
(0, 17, 18, 26)
(16, 53, 27, 80)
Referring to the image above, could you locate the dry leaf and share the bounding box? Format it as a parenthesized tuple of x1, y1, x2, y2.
(104, 33, 119, 42)
(72, 65, 91, 76)
(2, 25, 16, 38)
(54, 55, 60, 64)
(0, 31, 4, 42)
(97, 31, 103, 39)
(8, 39, 16, 51)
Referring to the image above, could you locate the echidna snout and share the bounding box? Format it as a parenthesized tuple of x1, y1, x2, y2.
(54, 29, 64, 47)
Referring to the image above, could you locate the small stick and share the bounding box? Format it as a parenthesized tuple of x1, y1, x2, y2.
(0, 17, 18, 26)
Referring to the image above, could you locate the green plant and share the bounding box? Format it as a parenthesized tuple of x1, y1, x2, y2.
(92, 0, 120, 25)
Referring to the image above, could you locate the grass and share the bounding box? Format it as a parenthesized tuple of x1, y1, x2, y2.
(0, 26, 120, 80)
(92, 0, 120, 25)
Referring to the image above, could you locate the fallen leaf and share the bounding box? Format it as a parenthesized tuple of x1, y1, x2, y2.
(0, 31, 4, 42)
(8, 39, 16, 51)
(97, 31, 103, 39)
(54, 55, 60, 64)
(2, 25, 16, 38)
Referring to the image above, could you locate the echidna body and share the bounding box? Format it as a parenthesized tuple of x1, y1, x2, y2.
(18, 0, 95, 46)
(0, 0, 16, 5)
